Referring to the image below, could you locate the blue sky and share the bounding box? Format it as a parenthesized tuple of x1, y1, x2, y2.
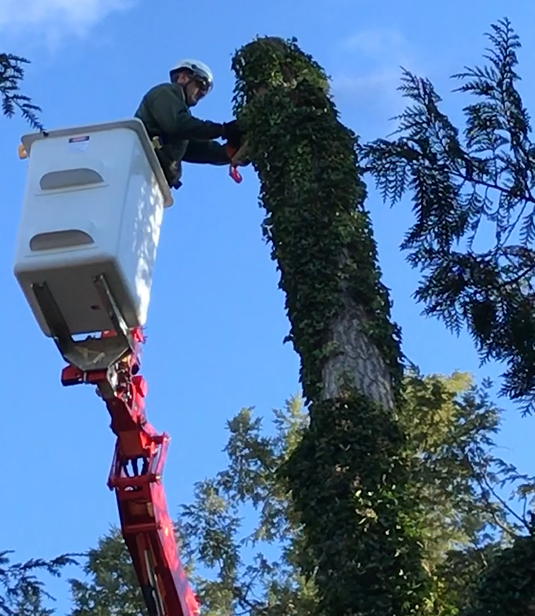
(2, 0, 535, 611)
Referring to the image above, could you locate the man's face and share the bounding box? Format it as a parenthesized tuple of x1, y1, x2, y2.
(177, 71, 208, 107)
(185, 80, 204, 107)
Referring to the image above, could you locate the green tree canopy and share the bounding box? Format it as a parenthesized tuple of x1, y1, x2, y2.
(0, 551, 76, 616)
(66, 371, 534, 616)
(361, 19, 535, 609)
(68, 530, 145, 616)
(362, 17, 535, 414)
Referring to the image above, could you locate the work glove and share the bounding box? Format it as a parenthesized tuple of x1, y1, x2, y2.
(221, 120, 243, 149)
(224, 141, 251, 167)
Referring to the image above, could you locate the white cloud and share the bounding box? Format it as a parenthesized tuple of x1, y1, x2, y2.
(332, 27, 422, 117)
(340, 29, 407, 59)
(0, 0, 132, 38)
(334, 70, 404, 102)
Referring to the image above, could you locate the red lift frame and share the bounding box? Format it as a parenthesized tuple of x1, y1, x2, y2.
(60, 327, 200, 616)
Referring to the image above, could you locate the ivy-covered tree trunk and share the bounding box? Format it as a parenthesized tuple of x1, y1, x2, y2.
(231, 37, 431, 616)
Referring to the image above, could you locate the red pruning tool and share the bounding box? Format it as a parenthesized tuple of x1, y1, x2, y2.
(230, 165, 243, 183)
(225, 143, 244, 184)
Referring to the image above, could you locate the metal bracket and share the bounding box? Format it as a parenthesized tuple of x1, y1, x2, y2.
(32, 274, 134, 372)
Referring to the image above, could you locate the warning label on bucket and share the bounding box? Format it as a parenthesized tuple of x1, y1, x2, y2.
(68, 135, 90, 152)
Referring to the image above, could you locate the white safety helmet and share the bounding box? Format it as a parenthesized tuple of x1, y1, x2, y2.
(169, 59, 214, 94)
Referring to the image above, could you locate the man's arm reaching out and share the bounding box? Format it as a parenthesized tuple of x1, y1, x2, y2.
(182, 140, 231, 165)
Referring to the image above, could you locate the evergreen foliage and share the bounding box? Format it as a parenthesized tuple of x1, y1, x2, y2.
(362, 18, 535, 414)
(0, 53, 42, 129)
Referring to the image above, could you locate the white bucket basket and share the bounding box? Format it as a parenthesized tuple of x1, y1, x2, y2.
(13, 118, 173, 338)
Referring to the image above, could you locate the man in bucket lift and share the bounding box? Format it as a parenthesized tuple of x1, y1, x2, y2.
(135, 59, 247, 190)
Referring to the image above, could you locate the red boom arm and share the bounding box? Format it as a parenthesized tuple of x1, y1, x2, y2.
(61, 327, 199, 616)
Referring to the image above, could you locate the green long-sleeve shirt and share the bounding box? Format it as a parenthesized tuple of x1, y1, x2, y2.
(134, 82, 230, 187)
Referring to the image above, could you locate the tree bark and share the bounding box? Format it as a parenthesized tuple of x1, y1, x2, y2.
(323, 303, 395, 408)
